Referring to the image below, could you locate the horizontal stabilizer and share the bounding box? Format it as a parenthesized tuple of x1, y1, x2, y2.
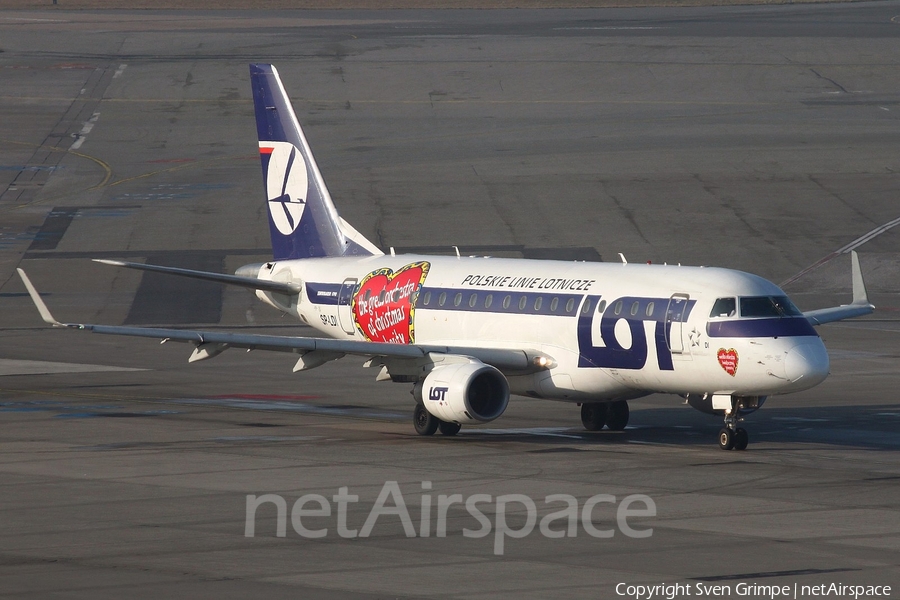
(93, 259, 301, 295)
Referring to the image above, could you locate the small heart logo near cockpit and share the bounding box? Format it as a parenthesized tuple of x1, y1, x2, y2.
(352, 262, 430, 344)
(717, 348, 739, 377)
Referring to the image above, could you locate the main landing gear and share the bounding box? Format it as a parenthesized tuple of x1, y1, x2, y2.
(719, 401, 749, 451)
(413, 402, 461, 437)
(580, 401, 629, 431)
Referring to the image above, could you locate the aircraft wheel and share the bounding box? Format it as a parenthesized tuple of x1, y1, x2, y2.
(605, 400, 629, 431)
(438, 421, 461, 436)
(414, 402, 438, 436)
(718, 427, 735, 450)
(580, 403, 608, 431)
(733, 427, 749, 451)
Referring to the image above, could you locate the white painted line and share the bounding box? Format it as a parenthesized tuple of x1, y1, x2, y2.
(0, 17, 67, 23)
(70, 112, 100, 150)
(213, 436, 321, 442)
(782, 215, 900, 285)
(175, 397, 405, 419)
(835, 215, 900, 254)
(466, 426, 582, 439)
(113, 64, 128, 79)
(554, 26, 665, 31)
(0, 358, 145, 376)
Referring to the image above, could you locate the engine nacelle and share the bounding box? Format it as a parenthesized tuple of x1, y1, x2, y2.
(237, 262, 299, 314)
(417, 362, 510, 425)
(687, 393, 767, 416)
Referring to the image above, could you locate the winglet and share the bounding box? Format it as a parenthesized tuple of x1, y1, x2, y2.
(803, 251, 874, 326)
(16, 269, 64, 327)
(850, 250, 869, 306)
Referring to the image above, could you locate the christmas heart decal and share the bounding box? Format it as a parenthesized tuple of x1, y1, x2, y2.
(717, 348, 739, 377)
(352, 262, 430, 344)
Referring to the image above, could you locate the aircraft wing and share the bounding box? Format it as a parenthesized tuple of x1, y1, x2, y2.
(803, 251, 875, 326)
(17, 269, 550, 375)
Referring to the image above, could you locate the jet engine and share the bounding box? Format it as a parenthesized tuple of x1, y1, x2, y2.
(416, 361, 510, 424)
(686, 393, 767, 416)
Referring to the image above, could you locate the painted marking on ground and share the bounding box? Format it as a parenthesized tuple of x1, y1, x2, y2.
(0, 359, 145, 376)
(782, 215, 900, 286)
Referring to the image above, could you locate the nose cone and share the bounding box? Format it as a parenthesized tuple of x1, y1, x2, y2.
(784, 341, 830, 390)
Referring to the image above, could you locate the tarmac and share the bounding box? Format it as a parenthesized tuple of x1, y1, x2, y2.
(0, 3, 898, 598)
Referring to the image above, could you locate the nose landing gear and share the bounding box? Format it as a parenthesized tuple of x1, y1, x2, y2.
(719, 399, 750, 451)
(718, 426, 748, 450)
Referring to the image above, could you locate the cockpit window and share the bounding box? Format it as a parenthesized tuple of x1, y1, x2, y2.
(710, 297, 736, 318)
(739, 296, 803, 318)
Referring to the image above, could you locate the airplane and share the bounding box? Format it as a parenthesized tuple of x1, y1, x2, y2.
(17, 63, 875, 451)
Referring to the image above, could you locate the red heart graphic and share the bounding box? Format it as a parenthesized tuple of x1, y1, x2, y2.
(717, 348, 739, 377)
(352, 262, 430, 344)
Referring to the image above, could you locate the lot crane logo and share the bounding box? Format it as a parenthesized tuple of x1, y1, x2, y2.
(260, 141, 308, 235)
(717, 348, 739, 377)
(352, 262, 430, 344)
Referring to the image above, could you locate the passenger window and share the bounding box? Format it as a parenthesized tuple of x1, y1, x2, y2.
(454, 293, 463, 307)
(630, 301, 639, 316)
(485, 294, 493, 309)
(645, 302, 655, 317)
(422, 291, 431, 306)
(581, 298, 593, 315)
(503, 295, 511, 309)
(565, 298, 575, 313)
(597, 300, 607, 314)
(710, 297, 736, 318)
(614, 300, 623, 315)
(518, 296, 528, 310)
(534, 297, 543, 311)
(438, 292, 446, 307)
(469, 293, 477, 308)
(550, 297, 559, 312)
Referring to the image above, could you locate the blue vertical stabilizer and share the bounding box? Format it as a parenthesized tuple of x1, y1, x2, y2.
(250, 63, 375, 260)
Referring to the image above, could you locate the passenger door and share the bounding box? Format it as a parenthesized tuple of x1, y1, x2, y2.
(337, 278, 357, 335)
(666, 294, 690, 354)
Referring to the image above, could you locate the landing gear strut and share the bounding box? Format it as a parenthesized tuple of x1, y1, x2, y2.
(580, 400, 629, 431)
(719, 399, 750, 451)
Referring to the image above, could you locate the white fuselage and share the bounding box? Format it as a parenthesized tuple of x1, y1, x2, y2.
(253, 255, 830, 403)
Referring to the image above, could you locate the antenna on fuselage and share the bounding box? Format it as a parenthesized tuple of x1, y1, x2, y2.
(618, 253, 628, 264)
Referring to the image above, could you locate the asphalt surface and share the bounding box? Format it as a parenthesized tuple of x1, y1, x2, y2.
(0, 3, 898, 599)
